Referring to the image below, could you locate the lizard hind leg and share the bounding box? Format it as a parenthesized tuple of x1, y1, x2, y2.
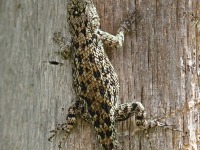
(114, 102, 147, 127)
(48, 105, 77, 148)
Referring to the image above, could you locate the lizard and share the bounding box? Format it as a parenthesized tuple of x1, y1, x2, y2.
(48, 0, 177, 149)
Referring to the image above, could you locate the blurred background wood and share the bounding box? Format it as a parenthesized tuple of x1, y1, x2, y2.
(0, 0, 199, 150)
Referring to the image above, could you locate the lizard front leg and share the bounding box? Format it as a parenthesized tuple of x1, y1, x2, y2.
(53, 32, 71, 60)
(97, 11, 139, 48)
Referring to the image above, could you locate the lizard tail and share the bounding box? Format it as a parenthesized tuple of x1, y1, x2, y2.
(93, 112, 117, 150)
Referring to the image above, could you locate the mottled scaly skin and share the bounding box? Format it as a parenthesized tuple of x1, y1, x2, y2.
(48, 0, 167, 149)
(69, 1, 119, 149)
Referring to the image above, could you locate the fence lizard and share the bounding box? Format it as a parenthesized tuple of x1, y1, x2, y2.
(48, 0, 176, 149)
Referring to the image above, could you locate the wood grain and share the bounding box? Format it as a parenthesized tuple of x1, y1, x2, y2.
(0, 0, 199, 150)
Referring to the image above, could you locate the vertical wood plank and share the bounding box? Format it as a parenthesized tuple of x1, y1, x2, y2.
(0, 0, 199, 150)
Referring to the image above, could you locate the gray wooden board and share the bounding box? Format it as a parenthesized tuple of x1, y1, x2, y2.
(0, 0, 200, 150)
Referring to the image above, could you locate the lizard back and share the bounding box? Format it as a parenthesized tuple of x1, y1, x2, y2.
(67, 0, 119, 149)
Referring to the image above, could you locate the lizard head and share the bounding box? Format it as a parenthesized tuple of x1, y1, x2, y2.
(67, 0, 100, 35)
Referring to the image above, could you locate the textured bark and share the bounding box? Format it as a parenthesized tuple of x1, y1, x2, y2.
(0, 0, 199, 150)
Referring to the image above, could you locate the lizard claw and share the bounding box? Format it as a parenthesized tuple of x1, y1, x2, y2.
(53, 32, 66, 46)
(119, 10, 141, 33)
(145, 118, 182, 132)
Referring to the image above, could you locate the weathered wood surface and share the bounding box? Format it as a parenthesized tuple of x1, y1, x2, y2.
(0, 0, 199, 150)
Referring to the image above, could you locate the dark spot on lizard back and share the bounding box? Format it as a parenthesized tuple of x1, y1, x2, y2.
(94, 119, 100, 128)
(88, 108, 95, 117)
(80, 96, 92, 107)
(78, 66, 84, 75)
(86, 80, 91, 84)
(89, 53, 95, 63)
(101, 102, 111, 113)
(98, 131, 105, 139)
(74, 42, 79, 49)
(107, 91, 111, 100)
(104, 116, 112, 126)
(81, 43, 86, 49)
(93, 70, 101, 79)
(104, 79, 109, 86)
(85, 67, 90, 72)
(99, 86, 105, 97)
(86, 39, 93, 45)
(81, 28, 86, 36)
(80, 81, 87, 93)
(84, 20, 88, 27)
(106, 130, 112, 137)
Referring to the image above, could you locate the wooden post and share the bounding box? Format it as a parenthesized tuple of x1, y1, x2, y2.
(0, 0, 199, 150)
